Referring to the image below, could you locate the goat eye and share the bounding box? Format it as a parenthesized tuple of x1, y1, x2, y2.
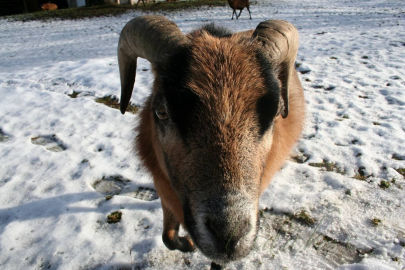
(155, 106, 169, 120)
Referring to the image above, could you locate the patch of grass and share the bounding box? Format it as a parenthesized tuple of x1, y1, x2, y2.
(352, 166, 371, 181)
(322, 235, 339, 244)
(294, 210, 316, 226)
(308, 160, 345, 174)
(95, 95, 139, 114)
(370, 218, 381, 227)
(68, 91, 80, 98)
(107, 211, 122, 224)
(5, 1, 227, 22)
(395, 168, 405, 178)
(259, 207, 318, 232)
(353, 173, 368, 181)
(6, 5, 131, 21)
(136, 0, 226, 11)
(379, 180, 390, 189)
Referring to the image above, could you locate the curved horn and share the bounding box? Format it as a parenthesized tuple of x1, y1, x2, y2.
(118, 15, 189, 114)
(252, 20, 299, 118)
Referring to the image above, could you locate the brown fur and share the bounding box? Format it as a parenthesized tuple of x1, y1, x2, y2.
(261, 71, 305, 190)
(227, 0, 251, 20)
(136, 30, 305, 262)
(41, 3, 58, 11)
(117, 15, 305, 264)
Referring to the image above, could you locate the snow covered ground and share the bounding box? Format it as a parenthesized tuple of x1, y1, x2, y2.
(0, 0, 404, 269)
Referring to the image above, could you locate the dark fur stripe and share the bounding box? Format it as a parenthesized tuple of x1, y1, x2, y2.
(255, 50, 280, 135)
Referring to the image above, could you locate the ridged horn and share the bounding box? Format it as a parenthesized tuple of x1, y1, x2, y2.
(118, 15, 189, 114)
(252, 20, 299, 118)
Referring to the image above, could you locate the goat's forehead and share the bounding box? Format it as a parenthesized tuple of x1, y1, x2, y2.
(160, 33, 275, 141)
(187, 34, 266, 104)
(189, 33, 258, 73)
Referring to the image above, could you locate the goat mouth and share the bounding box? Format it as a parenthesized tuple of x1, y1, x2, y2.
(183, 202, 258, 263)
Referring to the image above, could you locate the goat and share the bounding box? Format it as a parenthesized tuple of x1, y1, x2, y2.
(136, 0, 157, 7)
(136, 0, 145, 7)
(118, 15, 305, 266)
(228, 0, 251, 20)
(41, 3, 58, 11)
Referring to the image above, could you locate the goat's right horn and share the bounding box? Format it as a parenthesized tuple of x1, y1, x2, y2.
(252, 20, 299, 118)
(118, 15, 189, 114)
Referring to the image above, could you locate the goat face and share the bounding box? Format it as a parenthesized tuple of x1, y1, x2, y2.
(149, 33, 280, 262)
(119, 16, 300, 264)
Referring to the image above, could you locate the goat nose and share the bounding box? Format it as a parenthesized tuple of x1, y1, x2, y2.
(205, 216, 251, 255)
(205, 218, 223, 242)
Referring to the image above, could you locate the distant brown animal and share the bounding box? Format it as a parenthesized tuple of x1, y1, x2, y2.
(136, 0, 157, 7)
(228, 0, 251, 20)
(41, 3, 58, 11)
(135, 0, 145, 7)
(118, 15, 304, 267)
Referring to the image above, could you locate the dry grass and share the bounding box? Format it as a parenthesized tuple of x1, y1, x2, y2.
(5, 1, 227, 22)
(95, 95, 139, 114)
(107, 211, 122, 224)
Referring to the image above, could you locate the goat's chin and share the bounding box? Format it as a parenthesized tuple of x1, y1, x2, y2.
(190, 224, 257, 264)
(184, 204, 258, 263)
(196, 232, 256, 264)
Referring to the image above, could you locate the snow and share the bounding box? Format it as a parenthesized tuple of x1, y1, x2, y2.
(0, 0, 404, 269)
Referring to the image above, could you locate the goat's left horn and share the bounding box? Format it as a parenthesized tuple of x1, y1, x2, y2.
(252, 20, 299, 118)
(118, 15, 189, 114)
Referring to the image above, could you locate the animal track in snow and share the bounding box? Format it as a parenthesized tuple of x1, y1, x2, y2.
(291, 149, 311, 163)
(259, 209, 373, 267)
(31, 134, 67, 152)
(0, 128, 11, 142)
(92, 175, 131, 196)
(92, 175, 158, 201)
(295, 62, 311, 74)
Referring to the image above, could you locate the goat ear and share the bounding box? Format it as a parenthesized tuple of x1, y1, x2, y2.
(252, 20, 299, 118)
(277, 62, 290, 118)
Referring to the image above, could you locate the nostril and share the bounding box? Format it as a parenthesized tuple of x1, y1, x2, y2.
(205, 216, 251, 252)
(205, 217, 222, 241)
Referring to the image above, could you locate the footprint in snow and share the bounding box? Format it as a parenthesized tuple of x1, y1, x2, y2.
(67, 90, 94, 98)
(0, 128, 12, 142)
(389, 75, 401, 80)
(291, 149, 310, 163)
(71, 159, 90, 180)
(31, 134, 67, 152)
(295, 62, 311, 74)
(392, 153, 405, 161)
(260, 209, 373, 267)
(311, 84, 336, 91)
(92, 175, 158, 201)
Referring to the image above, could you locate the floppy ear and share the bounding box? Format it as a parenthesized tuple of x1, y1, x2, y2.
(252, 20, 299, 118)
